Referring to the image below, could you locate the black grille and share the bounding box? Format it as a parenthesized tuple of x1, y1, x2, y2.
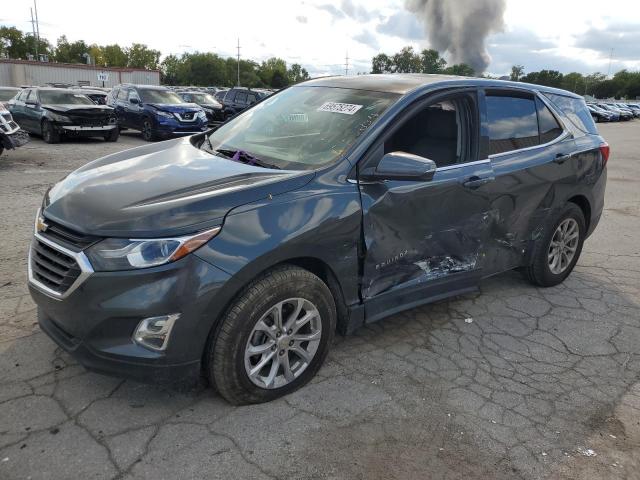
(40, 218, 100, 250)
(181, 112, 194, 120)
(31, 239, 81, 294)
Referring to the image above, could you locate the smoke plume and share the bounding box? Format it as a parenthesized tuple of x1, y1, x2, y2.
(406, 0, 506, 73)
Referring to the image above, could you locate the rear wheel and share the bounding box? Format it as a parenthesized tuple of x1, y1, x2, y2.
(524, 203, 585, 287)
(141, 118, 157, 141)
(208, 266, 336, 405)
(104, 128, 120, 142)
(42, 120, 60, 144)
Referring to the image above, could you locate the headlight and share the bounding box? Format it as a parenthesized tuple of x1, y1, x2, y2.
(197, 110, 207, 119)
(156, 110, 174, 119)
(48, 112, 71, 122)
(85, 226, 221, 271)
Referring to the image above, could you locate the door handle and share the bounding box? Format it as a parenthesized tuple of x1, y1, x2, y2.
(462, 175, 494, 189)
(554, 153, 572, 164)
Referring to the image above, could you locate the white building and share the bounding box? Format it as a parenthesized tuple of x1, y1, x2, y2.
(0, 59, 160, 88)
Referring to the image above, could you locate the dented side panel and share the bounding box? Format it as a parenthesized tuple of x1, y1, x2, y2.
(359, 161, 496, 309)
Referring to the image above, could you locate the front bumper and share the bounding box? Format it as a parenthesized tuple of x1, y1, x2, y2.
(1, 129, 29, 149)
(54, 123, 117, 136)
(30, 252, 232, 385)
(155, 116, 208, 137)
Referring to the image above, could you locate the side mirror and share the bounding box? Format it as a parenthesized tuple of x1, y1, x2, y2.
(360, 152, 437, 182)
(129, 97, 140, 105)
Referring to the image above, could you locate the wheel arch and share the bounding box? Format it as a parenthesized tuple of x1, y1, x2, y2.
(567, 194, 591, 232)
(199, 256, 350, 373)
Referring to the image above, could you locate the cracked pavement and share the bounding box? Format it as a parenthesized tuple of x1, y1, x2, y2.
(1, 123, 639, 479)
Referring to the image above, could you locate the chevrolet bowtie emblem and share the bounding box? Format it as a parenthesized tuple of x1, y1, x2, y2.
(36, 216, 48, 233)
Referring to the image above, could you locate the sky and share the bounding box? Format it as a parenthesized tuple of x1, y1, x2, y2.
(2, 0, 639, 77)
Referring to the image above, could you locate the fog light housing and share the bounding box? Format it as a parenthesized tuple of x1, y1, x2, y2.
(133, 314, 179, 351)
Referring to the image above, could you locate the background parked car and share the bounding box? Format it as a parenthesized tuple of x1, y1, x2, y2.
(597, 103, 633, 121)
(8, 87, 118, 143)
(587, 104, 614, 122)
(107, 84, 208, 141)
(0, 86, 21, 108)
(220, 87, 267, 120)
(177, 90, 224, 125)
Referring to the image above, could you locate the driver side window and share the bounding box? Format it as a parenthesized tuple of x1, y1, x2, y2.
(384, 94, 476, 168)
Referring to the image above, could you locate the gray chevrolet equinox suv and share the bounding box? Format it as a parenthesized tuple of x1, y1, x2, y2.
(29, 75, 608, 405)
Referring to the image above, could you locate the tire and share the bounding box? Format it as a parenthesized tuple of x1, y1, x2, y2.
(104, 128, 120, 142)
(208, 265, 336, 405)
(524, 203, 586, 287)
(42, 120, 60, 144)
(141, 118, 157, 141)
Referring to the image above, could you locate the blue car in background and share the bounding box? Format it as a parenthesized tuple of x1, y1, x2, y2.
(107, 85, 208, 141)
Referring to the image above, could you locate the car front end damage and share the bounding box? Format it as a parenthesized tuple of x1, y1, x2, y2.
(43, 106, 118, 138)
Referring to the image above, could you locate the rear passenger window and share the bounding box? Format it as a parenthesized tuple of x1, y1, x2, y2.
(247, 93, 257, 104)
(542, 93, 598, 135)
(235, 92, 247, 104)
(486, 95, 539, 155)
(536, 98, 563, 144)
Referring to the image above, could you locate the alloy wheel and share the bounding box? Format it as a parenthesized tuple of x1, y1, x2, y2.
(548, 218, 579, 275)
(244, 297, 322, 389)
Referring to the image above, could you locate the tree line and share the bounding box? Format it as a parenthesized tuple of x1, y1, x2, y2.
(509, 65, 640, 100)
(0, 26, 309, 88)
(371, 47, 475, 76)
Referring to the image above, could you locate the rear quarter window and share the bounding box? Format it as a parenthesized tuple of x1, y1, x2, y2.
(542, 93, 598, 135)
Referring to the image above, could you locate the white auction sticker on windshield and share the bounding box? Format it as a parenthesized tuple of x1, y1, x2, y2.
(317, 102, 363, 115)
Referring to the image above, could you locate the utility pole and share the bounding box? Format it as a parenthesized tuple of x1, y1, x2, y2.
(30, 8, 38, 60)
(344, 51, 349, 76)
(34, 0, 41, 59)
(236, 38, 241, 86)
(607, 48, 614, 78)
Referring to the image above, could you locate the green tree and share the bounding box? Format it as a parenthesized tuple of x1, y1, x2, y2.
(287, 63, 309, 84)
(102, 44, 128, 67)
(0, 26, 28, 58)
(420, 49, 446, 73)
(561, 72, 585, 94)
(54, 35, 90, 63)
(510, 65, 524, 81)
(371, 53, 393, 73)
(259, 57, 289, 88)
(521, 69, 563, 88)
(392, 46, 422, 73)
(126, 43, 160, 69)
(444, 63, 475, 76)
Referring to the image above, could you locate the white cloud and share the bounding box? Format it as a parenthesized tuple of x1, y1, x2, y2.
(2, 0, 639, 77)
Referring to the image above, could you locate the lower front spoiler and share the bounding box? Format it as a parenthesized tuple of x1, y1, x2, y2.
(38, 308, 201, 386)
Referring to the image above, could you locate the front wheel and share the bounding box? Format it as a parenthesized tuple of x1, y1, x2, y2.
(208, 266, 336, 405)
(524, 203, 586, 287)
(42, 120, 60, 144)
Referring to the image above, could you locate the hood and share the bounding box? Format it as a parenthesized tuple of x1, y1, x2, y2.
(148, 103, 201, 114)
(43, 137, 314, 237)
(42, 104, 113, 113)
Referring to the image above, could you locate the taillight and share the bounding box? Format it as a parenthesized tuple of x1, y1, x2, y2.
(599, 143, 610, 167)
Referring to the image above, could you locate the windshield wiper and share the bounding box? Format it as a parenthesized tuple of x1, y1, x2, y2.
(215, 149, 281, 170)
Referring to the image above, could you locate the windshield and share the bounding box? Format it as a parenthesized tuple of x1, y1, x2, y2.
(139, 89, 184, 104)
(205, 86, 399, 170)
(0, 89, 19, 101)
(40, 91, 94, 105)
(190, 93, 218, 104)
